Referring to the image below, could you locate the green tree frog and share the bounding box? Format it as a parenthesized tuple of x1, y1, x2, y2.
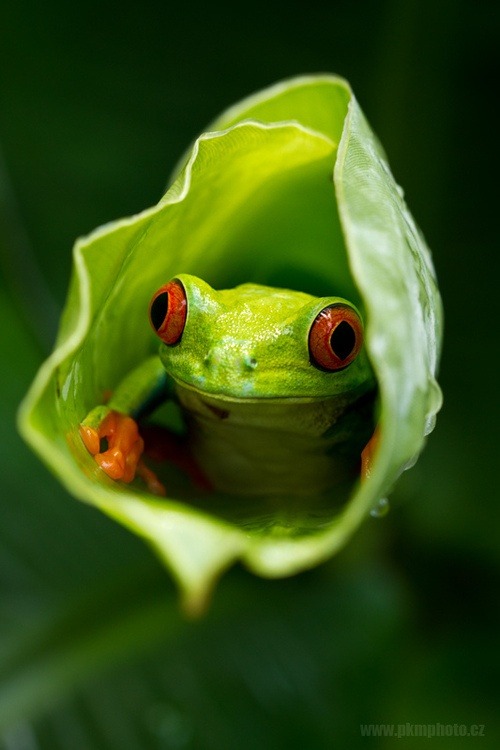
(80, 275, 377, 497)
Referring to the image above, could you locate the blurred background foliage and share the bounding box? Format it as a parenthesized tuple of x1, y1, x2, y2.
(0, 0, 498, 747)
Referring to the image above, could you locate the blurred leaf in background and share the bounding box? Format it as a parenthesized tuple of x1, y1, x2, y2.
(1, 0, 499, 748)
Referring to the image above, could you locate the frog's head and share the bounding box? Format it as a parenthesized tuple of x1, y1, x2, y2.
(149, 274, 374, 400)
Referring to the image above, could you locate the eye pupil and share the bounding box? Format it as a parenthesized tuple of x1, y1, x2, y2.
(330, 320, 356, 361)
(150, 291, 169, 332)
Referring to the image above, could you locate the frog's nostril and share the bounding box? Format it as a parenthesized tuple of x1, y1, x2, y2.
(204, 349, 224, 368)
(243, 355, 258, 371)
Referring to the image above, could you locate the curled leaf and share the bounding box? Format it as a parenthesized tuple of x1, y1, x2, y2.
(19, 75, 442, 611)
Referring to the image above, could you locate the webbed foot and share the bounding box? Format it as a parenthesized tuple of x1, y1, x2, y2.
(79, 408, 166, 495)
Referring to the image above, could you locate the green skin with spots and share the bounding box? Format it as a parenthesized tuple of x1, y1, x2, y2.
(86, 275, 375, 496)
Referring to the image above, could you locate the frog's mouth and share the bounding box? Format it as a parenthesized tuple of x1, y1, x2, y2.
(203, 401, 230, 420)
(171, 377, 375, 437)
(172, 376, 333, 407)
(176, 379, 317, 424)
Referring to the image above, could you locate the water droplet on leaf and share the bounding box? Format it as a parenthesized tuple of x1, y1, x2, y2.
(370, 497, 390, 518)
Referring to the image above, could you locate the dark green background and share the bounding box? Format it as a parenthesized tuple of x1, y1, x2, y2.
(1, 0, 498, 747)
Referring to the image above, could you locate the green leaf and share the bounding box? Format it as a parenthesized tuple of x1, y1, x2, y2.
(18, 75, 442, 610)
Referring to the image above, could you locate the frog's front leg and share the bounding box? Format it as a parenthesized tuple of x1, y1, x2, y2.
(79, 355, 169, 495)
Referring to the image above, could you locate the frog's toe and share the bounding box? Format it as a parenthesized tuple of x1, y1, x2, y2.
(95, 447, 126, 480)
(361, 426, 380, 481)
(137, 459, 166, 496)
(121, 436, 144, 483)
(79, 424, 101, 455)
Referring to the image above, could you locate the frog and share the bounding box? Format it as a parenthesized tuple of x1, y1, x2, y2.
(79, 274, 377, 497)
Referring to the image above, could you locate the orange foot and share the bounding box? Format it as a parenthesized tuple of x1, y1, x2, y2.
(79, 410, 165, 496)
(361, 426, 380, 481)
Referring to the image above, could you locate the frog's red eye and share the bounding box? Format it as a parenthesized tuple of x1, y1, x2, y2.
(308, 303, 363, 371)
(149, 279, 187, 345)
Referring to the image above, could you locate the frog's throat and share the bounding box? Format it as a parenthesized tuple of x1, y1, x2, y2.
(172, 379, 371, 497)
